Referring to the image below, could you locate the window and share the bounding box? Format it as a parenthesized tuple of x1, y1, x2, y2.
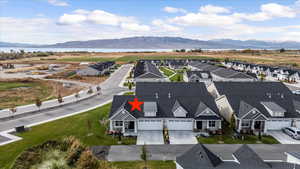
(241, 121, 250, 127)
(209, 121, 216, 128)
(115, 121, 123, 127)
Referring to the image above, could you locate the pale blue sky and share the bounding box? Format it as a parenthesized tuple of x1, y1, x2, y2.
(1, 0, 300, 44)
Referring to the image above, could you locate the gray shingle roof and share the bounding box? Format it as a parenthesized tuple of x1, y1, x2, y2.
(176, 144, 299, 169)
(109, 82, 221, 120)
(233, 145, 271, 168)
(238, 101, 255, 118)
(286, 152, 300, 160)
(134, 61, 163, 78)
(214, 82, 300, 119)
(176, 144, 223, 169)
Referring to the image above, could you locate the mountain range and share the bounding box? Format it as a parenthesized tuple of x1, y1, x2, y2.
(2, 37, 300, 49)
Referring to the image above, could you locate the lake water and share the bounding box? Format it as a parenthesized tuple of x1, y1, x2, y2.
(0, 47, 173, 53)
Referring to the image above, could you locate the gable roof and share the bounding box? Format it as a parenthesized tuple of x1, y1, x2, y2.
(214, 82, 300, 119)
(134, 61, 163, 78)
(176, 144, 300, 169)
(176, 144, 223, 169)
(238, 101, 255, 118)
(233, 145, 271, 168)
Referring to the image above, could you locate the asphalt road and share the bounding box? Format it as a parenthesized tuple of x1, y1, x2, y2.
(105, 144, 300, 162)
(0, 64, 132, 132)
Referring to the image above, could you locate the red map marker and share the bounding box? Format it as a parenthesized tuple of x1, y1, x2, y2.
(128, 98, 144, 111)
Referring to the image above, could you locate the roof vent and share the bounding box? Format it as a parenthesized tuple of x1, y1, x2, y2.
(266, 93, 271, 98)
(155, 93, 158, 99)
(168, 92, 171, 98)
(281, 94, 284, 99)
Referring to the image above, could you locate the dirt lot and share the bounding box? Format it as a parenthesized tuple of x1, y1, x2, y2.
(0, 78, 83, 109)
(44, 64, 108, 84)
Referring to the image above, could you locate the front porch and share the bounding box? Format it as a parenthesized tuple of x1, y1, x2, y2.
(194, 120, 222, 133)
(110, 120, 138, 136)
(237, 119, 267, 134)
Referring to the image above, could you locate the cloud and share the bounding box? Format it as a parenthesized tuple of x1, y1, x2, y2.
(47, 0, 69, 6)
(170, 12, 239, 27)
(199, 5, 230, 14)
(120, 23, 150, 31)
(57, 9, 150, 32)
(169, 3, 297, 27)
(234, 3, 296, 21)
(163, 6, 187, 13)
(152, 19, 182, 32)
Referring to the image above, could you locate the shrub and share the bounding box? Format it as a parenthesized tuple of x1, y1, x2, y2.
(76, 150, 99, 169)
(66, 139, 85, 166)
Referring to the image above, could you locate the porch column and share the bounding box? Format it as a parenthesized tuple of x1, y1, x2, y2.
(110, 120, 113, 131)
(122, 121, 125, 133)
(219, 120, 222, 129)
(134, 120, 137, 133)
(251, 120, 255, 130)
(207, 120, 209, 129)
(238, 119, 242, 132)
(263, 121, 267, 133)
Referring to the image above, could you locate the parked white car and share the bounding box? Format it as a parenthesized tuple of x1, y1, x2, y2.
(292, 90, 300, 95)
(282, 127, 300, 140)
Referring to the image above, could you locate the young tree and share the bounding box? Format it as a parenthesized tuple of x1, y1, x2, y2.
(128, 82, 132, 90)
(10, 107, 17, 118)
(57, 92, 63, 105)
(35, 98, 42, 111)
(96, 86, 101, 95)
(141, 144, 148, 169)
(87, 87, 93, 94)
(75, 92, 80, 102)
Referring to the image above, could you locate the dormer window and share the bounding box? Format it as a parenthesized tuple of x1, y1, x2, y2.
(144, 102, 157, 117)
(261, 102, 286, 117)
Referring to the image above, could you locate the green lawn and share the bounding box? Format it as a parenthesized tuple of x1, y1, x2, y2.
(123, 92, 135, 95)
(198, 125, 279, 144)
(112, 161, 176, 169)
(0, 81, 54, 109)
(0, 103, 136, 169)
(169, 69, 184, 82)
(0, 82, 35, 91)
(159, 67, 175, 77)
(198, 135, 279, 144)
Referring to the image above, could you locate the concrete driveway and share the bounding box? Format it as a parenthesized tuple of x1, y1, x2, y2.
(268, 131, 300, 144)
(137, 131, 164, 145)
(169, 131, 198, 145)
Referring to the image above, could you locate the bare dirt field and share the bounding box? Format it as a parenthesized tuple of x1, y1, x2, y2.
(0, 78, 83, 109)
(44, 64, 108, 84)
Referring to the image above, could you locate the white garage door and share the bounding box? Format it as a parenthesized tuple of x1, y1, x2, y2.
(167, 119, 193, 130)
(138, 119, 163, 130)
(266, 120, 291, 130)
